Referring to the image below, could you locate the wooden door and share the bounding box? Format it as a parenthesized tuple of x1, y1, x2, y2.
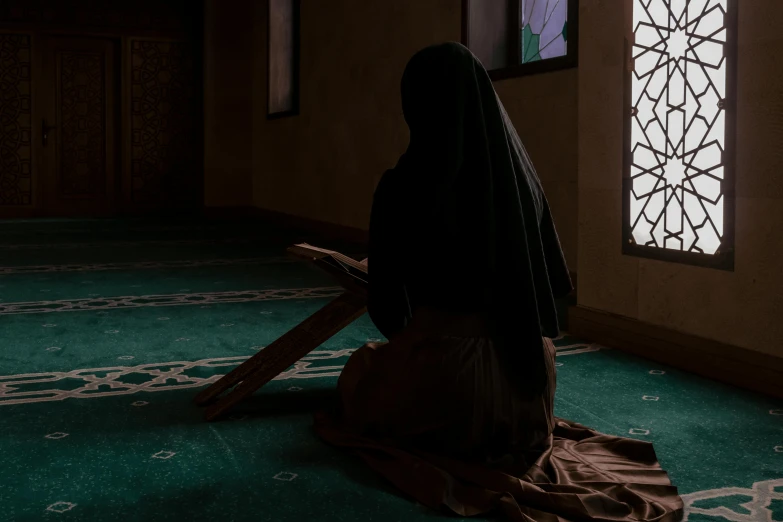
(39, 36, 117, 216)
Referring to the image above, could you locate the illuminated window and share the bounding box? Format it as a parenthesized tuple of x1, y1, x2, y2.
(624, 0, 737, 269)
(268, 0, 299, 118)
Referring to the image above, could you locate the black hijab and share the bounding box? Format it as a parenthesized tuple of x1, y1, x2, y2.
(387, 42, 572, 395)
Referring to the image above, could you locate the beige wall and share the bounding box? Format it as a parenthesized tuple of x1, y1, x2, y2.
(203, 0, 255, 207)
(577, 0, 783, 357)
(240, 0, 579, 269)
(204, 0, 782, 357)
(496, 71, 579, 269)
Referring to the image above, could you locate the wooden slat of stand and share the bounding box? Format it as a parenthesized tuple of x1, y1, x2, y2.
(194, 258, 368, 421)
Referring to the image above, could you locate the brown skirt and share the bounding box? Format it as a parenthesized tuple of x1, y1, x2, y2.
(314, 311, 683, 521)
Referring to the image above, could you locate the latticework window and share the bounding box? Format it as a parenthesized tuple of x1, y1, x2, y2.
(623, 0, 736, 270)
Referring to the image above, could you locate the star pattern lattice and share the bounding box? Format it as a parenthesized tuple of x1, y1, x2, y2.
(629, 0, 729, 254)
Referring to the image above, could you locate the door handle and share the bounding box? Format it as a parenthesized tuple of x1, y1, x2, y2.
(42, 119, 57, 147)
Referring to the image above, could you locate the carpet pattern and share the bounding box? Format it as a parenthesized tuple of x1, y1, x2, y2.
(0, 218, 781, 522)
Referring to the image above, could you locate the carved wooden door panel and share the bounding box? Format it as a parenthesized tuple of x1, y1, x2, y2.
(127, 39, 199, 210)
(39, 36, 117, 216)
(0, 33, 33, 209)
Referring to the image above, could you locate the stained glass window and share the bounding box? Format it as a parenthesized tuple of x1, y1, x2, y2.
(626, 0, 735, 263)
(520, 0, 569, 63)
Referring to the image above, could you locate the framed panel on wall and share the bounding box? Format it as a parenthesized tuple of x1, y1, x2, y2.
(623, 0, 737, 270)
(462, 0, 578, 80)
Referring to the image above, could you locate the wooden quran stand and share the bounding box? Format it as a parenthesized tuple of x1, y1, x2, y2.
(194, 244, 368, 421)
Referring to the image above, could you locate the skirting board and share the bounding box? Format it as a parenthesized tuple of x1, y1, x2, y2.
(204, 206, 579, 292)
(568, 305, 783, 400)
(203, 206, 369, 246)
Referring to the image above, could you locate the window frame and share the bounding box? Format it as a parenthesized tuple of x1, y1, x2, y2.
(621, 0, 738, 271)
(461, 0, 579, 80)
(267, 0, 300, 120)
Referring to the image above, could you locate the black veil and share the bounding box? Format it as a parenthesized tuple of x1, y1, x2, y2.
(368, 42, 572, 396)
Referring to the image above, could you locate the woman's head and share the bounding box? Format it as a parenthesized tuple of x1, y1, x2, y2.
(400, 43, 489, 142)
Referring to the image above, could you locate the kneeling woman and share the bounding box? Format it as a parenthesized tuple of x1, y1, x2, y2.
(315, 42, 683, 522)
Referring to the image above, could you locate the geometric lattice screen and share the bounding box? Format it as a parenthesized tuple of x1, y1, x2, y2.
(520, 0, 569, 63)
(627, 0, 733, 258)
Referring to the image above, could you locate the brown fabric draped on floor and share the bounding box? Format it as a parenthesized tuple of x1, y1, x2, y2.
(314, 310, 684, 521)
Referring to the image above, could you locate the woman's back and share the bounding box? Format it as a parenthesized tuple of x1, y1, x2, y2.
(366, 168, 492, 331)
(407, 307, 558, 461)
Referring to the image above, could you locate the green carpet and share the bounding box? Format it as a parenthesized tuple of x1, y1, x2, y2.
(0, 219, 781, 522)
